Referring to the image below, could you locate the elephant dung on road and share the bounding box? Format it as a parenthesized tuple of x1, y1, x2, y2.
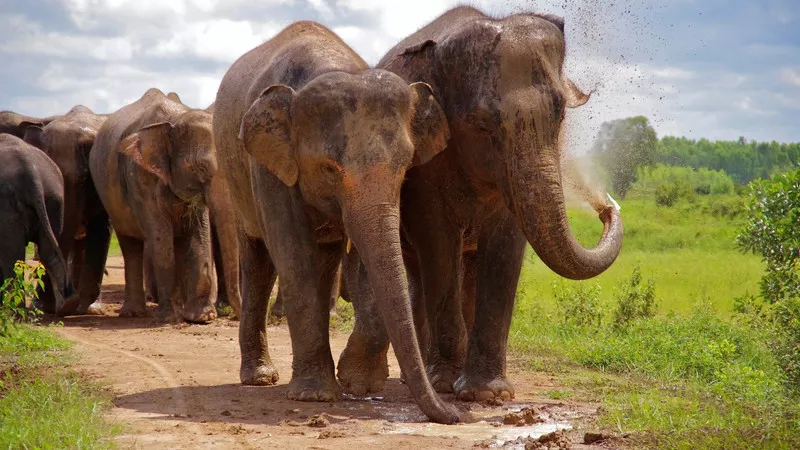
(213, 21, 460, 424)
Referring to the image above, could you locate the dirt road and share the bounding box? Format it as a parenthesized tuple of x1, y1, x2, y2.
(51, 257, 602, 449)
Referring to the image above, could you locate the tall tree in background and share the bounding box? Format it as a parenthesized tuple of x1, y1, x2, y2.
(591, 116, 658, 198)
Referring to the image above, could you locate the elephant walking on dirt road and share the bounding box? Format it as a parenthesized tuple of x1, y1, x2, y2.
(23, 106, 111, 316)
(89, 88, 221, 323)
(340, 7, 624, 403)
(213, 21, 460, 424)
(0, 134, 74, 311)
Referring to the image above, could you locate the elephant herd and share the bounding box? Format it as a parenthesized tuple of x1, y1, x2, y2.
(0, 7, 623, 424)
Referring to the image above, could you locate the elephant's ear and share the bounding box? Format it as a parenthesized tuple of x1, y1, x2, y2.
(118, 122, 172, 184)
(563, 77, 591, 108)
(238, 85, 297, 186)
(22, 123, 45, 150)
(408, 82, 450, 166)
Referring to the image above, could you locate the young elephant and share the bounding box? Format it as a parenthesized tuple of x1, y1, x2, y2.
(89, 88, 219, 323)
(213, 21, 459, 424)
(23, 106, 111, 316)
(0, 134, 74, 309)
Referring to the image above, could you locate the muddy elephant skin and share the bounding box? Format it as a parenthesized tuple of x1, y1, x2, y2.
(213, 21, 460, 424)
(23, 106, 111, 316)
(0, 111, 60, 138)
(0, 134, 74, 310)
(342, 7, 624, 403)
(89, 88, 219, 323)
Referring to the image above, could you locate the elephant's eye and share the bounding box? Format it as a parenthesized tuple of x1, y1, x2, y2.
(320, 161, 342, 179)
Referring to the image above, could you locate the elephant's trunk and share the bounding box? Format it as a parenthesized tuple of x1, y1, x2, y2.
(343, 177, 458, 424)
(505, 97, 623, 280)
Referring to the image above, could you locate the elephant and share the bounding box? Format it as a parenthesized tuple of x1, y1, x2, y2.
(212, 21, 460, 424)
(0, 111, 60, 138)
(140, 98, 243, 319)
(0, 134, 74, 310)
(89, 88, 221, 323)
(339, 7, 623, 402)
(22, 106, 111, 316)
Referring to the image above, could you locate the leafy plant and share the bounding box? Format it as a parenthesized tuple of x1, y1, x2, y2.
(553, 280, 603, 328)
(1, 261, 45, 336)
(737, 167, 800, 302)
(612, 265, 656, 329)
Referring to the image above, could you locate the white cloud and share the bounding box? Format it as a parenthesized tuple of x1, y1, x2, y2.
(779, 68, 800, 86)
(148, 19, 283, 62)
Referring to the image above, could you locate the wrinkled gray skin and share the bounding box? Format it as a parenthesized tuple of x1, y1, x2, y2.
(89, 88, 219, 323)
(141, 97, 243, 319)
(0, 134, 74, 309)
(23, 106, 111, 316)
(213, 21, 460, 424)
(341, 7, 623, 402)
(0, 111, 60, 138)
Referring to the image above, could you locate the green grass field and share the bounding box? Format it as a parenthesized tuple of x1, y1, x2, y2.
(0, 325, 118, 448)
(508, 195, 799, 448)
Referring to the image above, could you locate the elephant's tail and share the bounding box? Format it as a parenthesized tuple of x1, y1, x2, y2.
(30, 181, 75, 303)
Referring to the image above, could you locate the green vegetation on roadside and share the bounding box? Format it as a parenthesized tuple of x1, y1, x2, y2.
(510, 191, 799, 448)
(1, 262, 117, 449)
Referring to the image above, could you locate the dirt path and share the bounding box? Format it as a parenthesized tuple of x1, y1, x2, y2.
(51, 257, 602, 449)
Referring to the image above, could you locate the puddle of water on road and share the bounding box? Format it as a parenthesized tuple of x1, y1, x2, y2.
(384, 420, 572, 447)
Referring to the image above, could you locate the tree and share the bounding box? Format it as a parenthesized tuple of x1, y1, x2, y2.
(737, 166, 800, 302)
(591, 116, 658, 198)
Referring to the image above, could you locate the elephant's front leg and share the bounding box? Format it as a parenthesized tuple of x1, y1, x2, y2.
(117, 235, 147, 317)
(143, 217, 178, 321)
(253, 170, 341, 402)
(77, 213, 111, 315)
(337, 247, 390, 395)
(239, 235, 278, 385)
(406, 207, 466, 394)
(454, 211, 525, 402)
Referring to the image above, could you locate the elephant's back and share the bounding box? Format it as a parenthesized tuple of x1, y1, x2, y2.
(0, 135, 63, 207)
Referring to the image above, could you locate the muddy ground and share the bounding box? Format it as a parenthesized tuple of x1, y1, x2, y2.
(49, 257, 609, 449)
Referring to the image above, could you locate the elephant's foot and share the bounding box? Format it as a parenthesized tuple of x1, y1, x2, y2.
(453, 373, 515, 402)
(287, 373, 341, 402)
(183, 302, 217, 324)
(119, 301, 149, 318)
(83, 300, 106, 316)
(427, 360, 463, 394)
(240, 361, 279, 386)
(337, 334, 389, 396)
(56, 294, 80, 317)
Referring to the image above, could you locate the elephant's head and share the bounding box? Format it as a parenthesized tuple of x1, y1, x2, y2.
(119, 110, 218, 204)
(382, 13, 622, 280)
(239, 69, 448, 223)
(119, 110, 219, 321)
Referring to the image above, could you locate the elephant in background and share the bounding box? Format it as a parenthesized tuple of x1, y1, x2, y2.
(0, 111, 60, 138)
(89, 88, 221, 323)
(23, 106, 111, 316)
(213, 21, 459, 424)
(340, 7, 623, 402)
(0, 134, 74, 310)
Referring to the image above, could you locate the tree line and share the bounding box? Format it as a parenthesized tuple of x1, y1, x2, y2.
(589, 116, 800, 198)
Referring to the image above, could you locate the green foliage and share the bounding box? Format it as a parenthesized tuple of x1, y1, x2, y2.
(552, 280, 603, 328)
(0, 325, 117, 448)
(629, 164, 736, 207)
(612, 265, 656, 329)
(1, 261, 45, 336)
(591, 116, 659, 198)
(737, 167, 800, 302)
(658, 135, 800, 185)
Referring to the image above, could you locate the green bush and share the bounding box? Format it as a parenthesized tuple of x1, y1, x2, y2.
(737, 167, 800, 302)
(630, 164, 736, 206)
(612, 265, 656, 329)
(553, 280, 603, 328)
(1, 261, 44, 336)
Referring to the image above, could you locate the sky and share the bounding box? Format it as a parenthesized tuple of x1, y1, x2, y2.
(1, 0, 798, 155)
